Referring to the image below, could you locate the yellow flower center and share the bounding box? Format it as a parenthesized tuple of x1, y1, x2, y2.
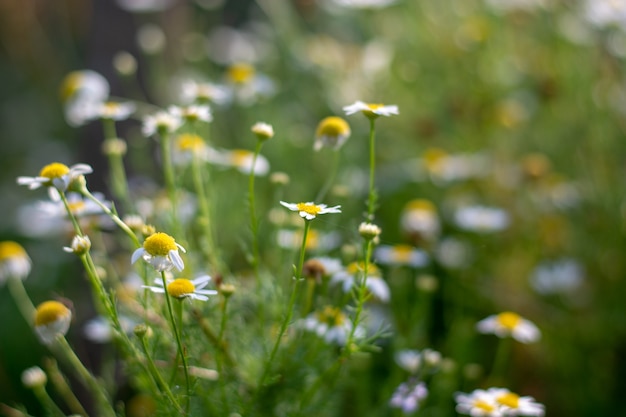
(67, 200, 86, 214)
(59, 72, 83, 102)
(176, 133, 205, 153)
(391, 245, 414, 263)
(0, 241, 27, 261)
(101, 102, 121, 118)
(227, 63, 255, 84)
(231, 150, 252, 167)
(423, 148, 448, 170)
(405, 199, 436, 213)
(304, 229, 319, 250)
(497, 392, 520, 408)
(39, 163, 70, 179)
(346, 261, 380, 276)
(34, 301, 70, 326)
(497, 312, 522, 330)
(317, 306, 345, 326)
(474, 400, 496, 412)
(362, 103, 384, 119)
(143, 233, 177, 256)
(316, 117, 350, 137)
(166, 278, 196, 298)
(296, 203, 321, 216)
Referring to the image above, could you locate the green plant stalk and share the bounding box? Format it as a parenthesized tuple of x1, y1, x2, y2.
(6, 277, 36, 326)
(160, 271, 191, 414)
(54, 336, 116, 417)
(344, 238, 374, 354)
(248, 140, 264, 285)
(139, 334, 184, 413)
(190, 150, 222, 273)
(367, 118, 377, 221)
(102, 118, 133, 212)
(488, 336, 513, 385)
(301, 279, 316, 316)
(315, 150, 340, 202)
(216, 296, 231, 414)
(43, 358, 88, 417)
(257, 220, 310, 389)
(31, 386, 66, 417)
(158, 128, 183, 239)
(191, 309, 237, 368)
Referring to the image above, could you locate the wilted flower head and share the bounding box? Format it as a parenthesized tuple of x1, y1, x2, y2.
(0, 241, 31, 284)
(34, 301, 72, 345)
(343, 100, 399, 120)
(314, 116, 351, 151)
(476, 312, 541, 344)
(131, 232, 186, 272)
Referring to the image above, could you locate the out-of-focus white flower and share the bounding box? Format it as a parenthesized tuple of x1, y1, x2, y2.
(454, 205, 510, 233)
(455, 388, 503, 417)
(435, 238, 472, 269)
(483, 0, 546, 14)
(276, 229, 342, 252)
(34, 301, 72, 345)
(375, 244, 429, 268)
(142, 110, 183, 136)
(172, 133, 212, 165)
(224, 62, 276, 105)
(418, 148, 492, 184)
(400, 199, 440, 242)
(63, 235, 91, 256)
(59, 70, 109, 126)
(314, 116, 351, 151)
(476, 312, 541, 344)
(251, 122, 274, 141)
(331, 262, 390, 302)
(583, 0, 626, 30)
(330, 0, 397, 9)
(0, 241, 31, 284)
(389, 380, 428, 414)
(207, 149, 270, 176)
(168, 104, 212, 124)
(83, 315, 135, 343)
(530, 258, 584, 295)
(300, 306, 364, 345)
(94, 101, 136, 121)
(131, 232, 186, 272)
(455, 388, 545, 417)
(180, 79, 231, 105)
(21, 366, 47, 388)
(343, 100, 399, 119)
(137, 24, 166, 54)
(395, 348, 442, 374)
(116, 0, 175, 12)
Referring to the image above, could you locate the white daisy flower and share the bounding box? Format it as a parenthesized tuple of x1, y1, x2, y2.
(374, 244, 429, 268)
(400, 199, 440, 242)
(225, 62, 276, 106)
(34, 301, 72, 345)
(389, 380, 428, 414)
(142, 110, 183, 137)
(0, 241, 31, 284)
(142, 275, 217, 301)
(300, 305, 364, 345)
(59, 70, 110, 127)
(343, 100, 399, 119)
(95, 101, 136, 121)
(314, 116, 351, 151)
(487, 388, 545, 416)
(279, 201, 342, 220)
(207, 149, 270, 176)
(168, 104, 213, 124)
(180, 79, 231, 105)
(172, 133, 213, 165)
(17, 162, 93, 197)
(131, 232, 186, 272)
(476, 312, 541, 344)
(454, 205, 510, 233)
(331, 261, 390, 302)
(455, 389, 504, 417)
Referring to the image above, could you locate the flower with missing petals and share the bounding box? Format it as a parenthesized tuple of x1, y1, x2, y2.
(142, 275, 217, 301)
(131, 232, 186, 272)
(17, 163, 93, 196)
(476, 312, 541, 344)
(280, 201, 342, 220)
(34, 301, 72, 345)
(343, 100, 399, 119)
(0, 241, 31, 284)
(314, 116, 351, 151)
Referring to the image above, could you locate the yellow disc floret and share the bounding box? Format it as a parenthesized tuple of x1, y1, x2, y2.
(0, 241, 27, 261)
(143, 233, 177, 256)
(405, 199, 436, 213)
(392, 245, 414, 263)
(316, 117, 350, 137)
(474, 400, 496, 412)
(231, 149, 252, 167)
(34, 301, 70, 326)
(166, 278, 196, 298)
(317, 306, 345, 326)
(362, 103, 384, 119)
(39, 163, 70, 180)
(227, 63, 255, 84)
(176, 134, 205, 153)
(497, 312, 522, 330)
(347, 261, 380, 276)
(497, 392, 520, 408)
(296, 203, 321, 217)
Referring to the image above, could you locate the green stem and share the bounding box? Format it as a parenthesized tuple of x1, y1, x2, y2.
(248, 141, 263, 285)
(139, 335, 184, 413)
(488, 337, 513, 385)
(367, 118, 377, 221)
(6, 277, 36, 326)
(301, 279, 316, 317)
(32, 386, 66, 417)
(160, 271, 191, 414)
(158, 129, 183, 239)
(43, 358, 88, 417)
(344, 239, 374, 354)
(216, 296, 230, 414)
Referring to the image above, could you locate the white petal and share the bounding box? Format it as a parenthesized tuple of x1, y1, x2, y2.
(131, 248, 145, 264)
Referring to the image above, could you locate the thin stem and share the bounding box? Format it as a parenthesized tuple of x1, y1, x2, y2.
(344, 239, 374, 353)
(191, 308, 237, 368)
(248, 140, 263, 285)
(43, 358, 88, 417)
(160, 271, 191, 414)
(32, 386, 66, 417)
(488, 337, 513, 386)
(139, 335, 184, 413)
(6, 277, 36, 325)
(59, 192, 83, 237)
(158, 129, 183, 238)
(216, 296, 231, 414)
(367, 118, 377, 221)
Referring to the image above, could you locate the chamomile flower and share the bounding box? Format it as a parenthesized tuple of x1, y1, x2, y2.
(131, 232, 186, 272)
(343, 100, 399, 119)
(172, 133, 213, 165)
(17, 162, 93, 196)
(331, 262, 390, 302)
(476, 312, 541, 344)
(300, 305, 363, 345)
(455, 389, 503, 417)
(0, 241, 31, 284)
(454, 205, 510, 233)
(59, 70, 109, 126)
(225, 62, 276, 105)
(207, 149, 270, 176)
(95, 101, 136, 121)
(168, 104, 213, 124)
(34, 301, 72, 345)
(488, 388, 545, 416)
(180, 79, 231, 105)
(63, 235, 91, 256)
(279, 201, 342, 220)
(375, 244, 429, 268)
(389, 380, 428, 414)
(314, 116, 351, 151)
(142, 110, 183, 137)
(276, 229, 341, 252)
(142, 275, 217, 301)
(400, 199, 440, 243)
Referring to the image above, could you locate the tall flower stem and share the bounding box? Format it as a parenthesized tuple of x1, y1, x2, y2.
(248, 140, 264, 285)
(102, 119, 133, 212)
(488, 337, 513, 386)
(216, 295, 231, 413)
(31, 386, 66, 417)
(6, 277, 36, 325)
(43, 358, 88, 417)
(366, 118, 378, 221)
(160, 271, 191, 414)
(158, 128, 183, 240)
(344, 238, 374, 353)
(257, 220, 310, 389)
